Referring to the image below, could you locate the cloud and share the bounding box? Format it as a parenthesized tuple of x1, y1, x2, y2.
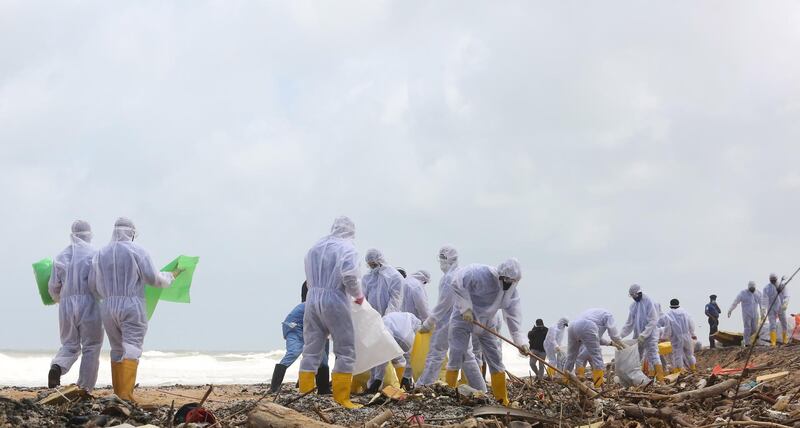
(1, 1, 800, 351)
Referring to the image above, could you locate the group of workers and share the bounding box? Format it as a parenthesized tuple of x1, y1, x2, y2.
(46, 215, 793, 409)
(275, 217, 794, 407)
(46, 218, 180, 401)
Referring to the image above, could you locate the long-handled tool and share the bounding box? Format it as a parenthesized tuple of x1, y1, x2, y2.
(470, 319, 598, 399)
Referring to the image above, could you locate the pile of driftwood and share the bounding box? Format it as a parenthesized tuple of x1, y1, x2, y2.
(246, 346, 800, 428)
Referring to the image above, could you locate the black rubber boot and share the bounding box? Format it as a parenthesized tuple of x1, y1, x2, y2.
(48, 364, 62, 388)
(316, 365, 331, 395)
(365, 379, 382, 395)
(269, 364, 288, 393)
(400, 376, 413, 391)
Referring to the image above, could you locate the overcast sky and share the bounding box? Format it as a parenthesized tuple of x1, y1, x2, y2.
(2, 1, 799, 353)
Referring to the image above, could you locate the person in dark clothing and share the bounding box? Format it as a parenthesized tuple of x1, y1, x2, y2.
(528, 319, 548, 381)
(705, 294, 721, 349)
(270, 282, 331, 394)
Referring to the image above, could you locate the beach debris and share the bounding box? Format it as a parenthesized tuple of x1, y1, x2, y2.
(38, 384, 89, 405)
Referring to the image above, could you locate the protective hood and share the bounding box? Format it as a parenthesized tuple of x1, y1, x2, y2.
(330, 216, 355, 239)
(71, 219, 92, 244)
(112, 217, 137, 242)
(365, 248, 387, 267)
(558, 317, 569, 328)
(411, 269, 431, 284)
(629, 283, 642, 297)
(438, 245, 459, 273)
(497, 258, 522, 283)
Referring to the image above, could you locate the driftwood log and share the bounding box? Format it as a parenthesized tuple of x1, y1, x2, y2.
(247, 402, 345, 428)
(668, 378, 737, 402)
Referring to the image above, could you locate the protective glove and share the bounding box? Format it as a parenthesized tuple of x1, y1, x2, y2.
(172, 269, 184, 279)
(518, 344, 530, 356)
(462, 309, 474, 322)
(354, 295, 364, 305)
(781, 302, 789, 312)
(637, 335, 646, 345)
(555, 346, 561, 353)
(613, 339, 626, 350)
(419, 318, 434, 333)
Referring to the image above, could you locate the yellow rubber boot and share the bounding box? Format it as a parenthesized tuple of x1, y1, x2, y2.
(331, 372, 362, 409)
(671, 368, 682, 375)
(689, 364, 697, 373)
(394, 366, 405, 383)
(298, 371, 316, 394)
(118, 359, 138, 402)
(445, 370, 458, 388)
(490, 372, 509, 406)
(110, 361, 122, 397)
(592, 369, 604, 387)
(783, 332, 789, 345)
(576, 366, 585, 379)
(770, 331, 777, 347)
(546, 367, 555, 377)
(654, 364, 665, 383)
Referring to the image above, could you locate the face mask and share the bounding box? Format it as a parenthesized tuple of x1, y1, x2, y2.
(748, 287, 755, 293)
(633, 293, 642, 302)
(500, 277, 514, 290)
(439, 260, 450, 273)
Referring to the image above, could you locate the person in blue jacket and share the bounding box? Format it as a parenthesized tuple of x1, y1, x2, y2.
(270, 282, 330, 394)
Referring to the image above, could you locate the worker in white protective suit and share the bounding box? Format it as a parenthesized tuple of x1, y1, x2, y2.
(762, 273, 791, 346)
(47, 220, 103, 392)
(399, 269, 431, 388)
(417, 246, 483, 388)
(90, 218, 178, 401)
(543, 317, 569, 375)
(728, 281, 763, 347)
(299, 216, 364, 409)
(362, 249, 404, 315)
(660, 299, 696, 373)
(448, 259, 526, 406)
(366, 312, 421, 393)
(564, 308, 624, 387)
(620, 284, 664, 382)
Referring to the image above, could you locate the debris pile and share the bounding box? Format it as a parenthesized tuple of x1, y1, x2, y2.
(1, 345, 799, 427)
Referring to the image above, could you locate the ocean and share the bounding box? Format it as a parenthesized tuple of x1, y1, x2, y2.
(0, 343, 615, 387)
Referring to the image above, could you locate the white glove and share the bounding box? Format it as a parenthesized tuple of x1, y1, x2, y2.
(781, 302, 789, 312)
(518, 344, 530, 356)
(462, 309, 474, 322)
(419, 318, 434, 333)
(637, 335, 646, 345)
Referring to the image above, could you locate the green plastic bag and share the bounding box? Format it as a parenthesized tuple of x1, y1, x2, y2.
(32, 258, 56, 306)
(144, 255, 199, 319)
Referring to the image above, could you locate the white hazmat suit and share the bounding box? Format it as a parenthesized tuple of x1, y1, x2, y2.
(660, 305, 696, 372)
(401, 270, 431, 321)
(299, 217, 364, 409)
(90, 218, 175, 401)
(565, 308, 622, 375)
(762, 274, 790, 345)
(362, 249, 404, 315)
(449, 259, 524, 405)
(369, 312, 421, 385)
(48, 220, 103, 391)
(728, 282, 763, 346)
(543, 318, 569, 372)
(620, 284, 661, 377)
(417, 246, 483, 388)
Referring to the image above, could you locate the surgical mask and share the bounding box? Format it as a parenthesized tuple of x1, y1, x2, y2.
(748, 287, 755, 292)
(500, 277, 514, 290)
(633, 292, 642, 302)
